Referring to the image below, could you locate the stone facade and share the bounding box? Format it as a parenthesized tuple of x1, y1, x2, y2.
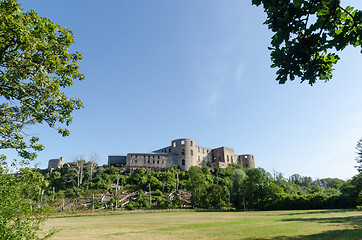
(238, 154, 256, 169)
(48, 157, 70, 171)
(109, 138, 255, 171)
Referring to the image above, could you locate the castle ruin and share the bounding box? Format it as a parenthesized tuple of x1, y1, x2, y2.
(48, 157, 70, 171)
(108, 138, 255, 171)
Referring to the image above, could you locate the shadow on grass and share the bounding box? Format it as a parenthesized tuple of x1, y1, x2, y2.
(246, 211, 362, 240)
(275, 209, 357, 216)
(259, 214, 362, 240)
(282, 215, 362, 227)
(245, 228, 362, 240)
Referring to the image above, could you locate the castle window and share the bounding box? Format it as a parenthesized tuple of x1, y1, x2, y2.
(182, 159, 185, 166)
(198, 148, 200, 152)
(245, 156, 248, 158)
(153, 160, 155, 164)
(181, 140, 185, 145)
(191, 150, 193, 156)
(227, 155, 229, 162)
(198, 156, 200, 162)
(158, 156, 160, 159)
(202, 149, 204, 154)
(246, 163, 249, 168)
(148, 160, 150, 163)
(173, 142, 176, 147)
(169, 148, 171, 152)
(207, 150, 209, 154)
(181, 149, 185, 155)
(231, 156, 233, 162)
(157, 160, 159, 164)
(190, 141, 193, 146)
(135, 160, 137, 164)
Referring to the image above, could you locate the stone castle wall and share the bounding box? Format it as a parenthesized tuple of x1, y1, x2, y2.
(120, 138, 255, 171)
(48, 157, 70, 171)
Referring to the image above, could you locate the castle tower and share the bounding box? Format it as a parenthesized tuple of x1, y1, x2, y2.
(238, 154, 255, 169)
(170, 138, 197, 171)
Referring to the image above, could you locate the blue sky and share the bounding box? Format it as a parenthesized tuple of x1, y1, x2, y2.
(17, 0, 362, 180)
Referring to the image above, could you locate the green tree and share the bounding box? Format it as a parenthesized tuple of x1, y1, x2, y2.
(0, 0, 83, 238)
(136, 190, 150, 208)
(273, 172, 303, 195)
(231, 169, 247, 210)
(186, 166, 209, 208)
(204, 184, 227, 209)
(0, 168, 55, 239)
(340, 173, 362, 207)
(243, 168, 284, 210)
(355, 138, 362, 173)
(252, 0, 362, 85)
(0, 0, 84, 163)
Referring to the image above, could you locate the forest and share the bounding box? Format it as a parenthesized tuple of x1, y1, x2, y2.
(37, 162, 362, 212)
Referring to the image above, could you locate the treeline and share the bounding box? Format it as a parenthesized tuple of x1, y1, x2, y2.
(42, 162, 362, 211)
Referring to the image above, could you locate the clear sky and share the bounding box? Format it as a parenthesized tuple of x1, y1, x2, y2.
(17, 0, 362, 180)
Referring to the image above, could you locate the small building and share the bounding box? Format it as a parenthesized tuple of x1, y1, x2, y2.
(48, 157, 70, 171)
(109, 138, 255, 171)
(108, 155, 127, 166)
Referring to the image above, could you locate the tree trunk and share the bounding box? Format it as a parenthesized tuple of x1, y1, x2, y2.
(243, 196, 246, 211)
(176, 174, 179, 192)
(116, 178, 119, 209)
(149, 183, 152, 207)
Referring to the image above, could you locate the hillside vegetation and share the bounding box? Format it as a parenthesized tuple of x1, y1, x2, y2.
(40, 162, 362, 212)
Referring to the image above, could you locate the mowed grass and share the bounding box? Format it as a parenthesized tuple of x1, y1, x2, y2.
(43, 209, 362, 240)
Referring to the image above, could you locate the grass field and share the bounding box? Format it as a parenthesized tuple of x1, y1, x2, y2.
(43, 209, 362, 239)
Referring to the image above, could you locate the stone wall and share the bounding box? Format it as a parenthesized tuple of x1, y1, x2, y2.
(48, 157, 70, 171)
(238, 154, 255, 169)
(126, 152, 177, 170)
(113, 138, 255, 171)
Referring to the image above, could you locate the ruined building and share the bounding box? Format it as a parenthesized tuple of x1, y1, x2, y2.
(108, 138, 255, 171)
(48, 157, 70, 171)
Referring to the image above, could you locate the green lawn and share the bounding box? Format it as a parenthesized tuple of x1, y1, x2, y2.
(43, 209, 362, 239)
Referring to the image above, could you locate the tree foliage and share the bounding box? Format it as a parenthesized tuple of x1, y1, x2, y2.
(0, 168, 54, 240)
(0, 0, 83, 238)
(340, 173, 362, 207)
(252, 0, 362, 85)
(355, 138, 362, 173)
(44, 162, 362, 211)
(0, 0, 84, 163)
(230, 169, 247, 209)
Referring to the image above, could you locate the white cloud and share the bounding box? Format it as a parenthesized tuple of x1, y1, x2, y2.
(235, 63, 244, 88)
(205, 81, 222, 116)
